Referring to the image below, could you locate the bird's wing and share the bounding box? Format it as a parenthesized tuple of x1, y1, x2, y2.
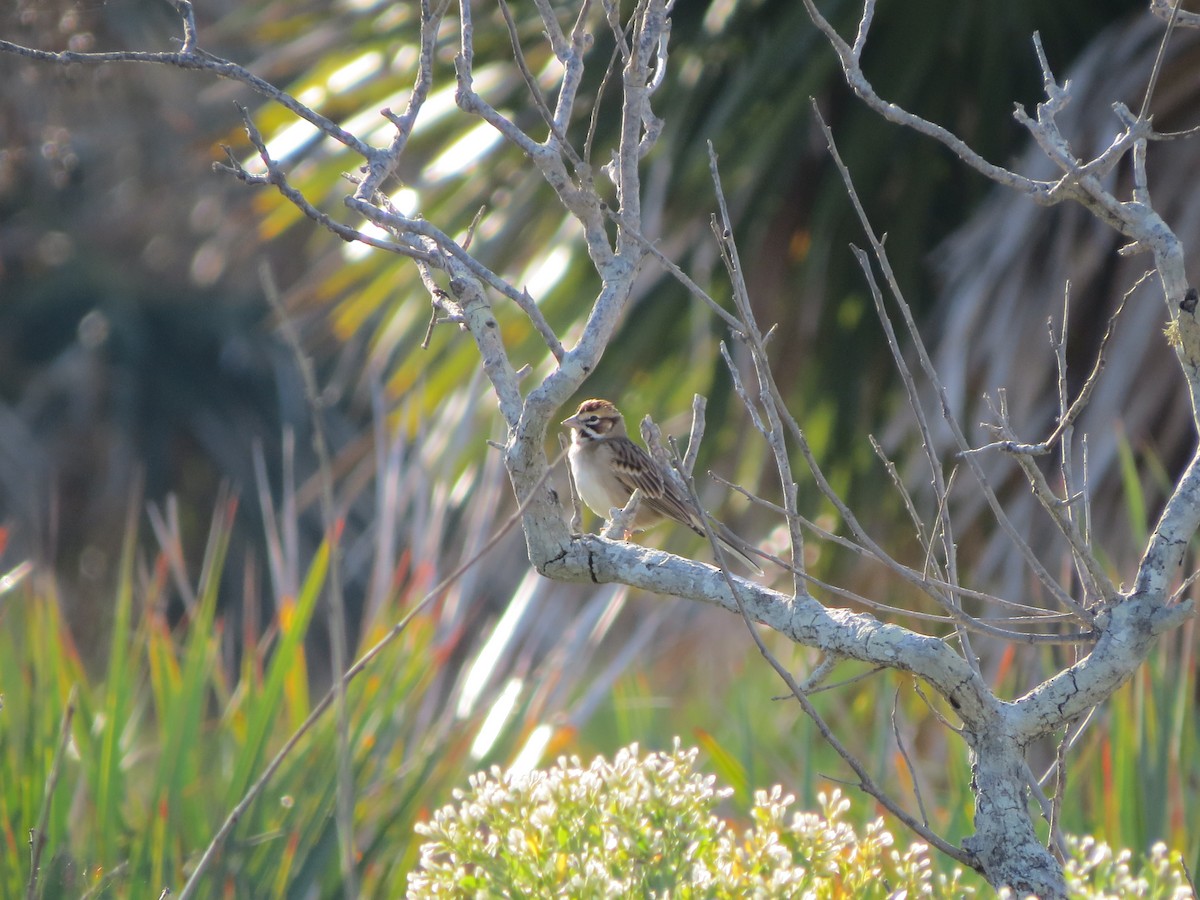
(610, 441, 702, 532)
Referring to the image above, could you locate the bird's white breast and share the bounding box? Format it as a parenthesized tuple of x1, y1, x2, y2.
(569, 442, 622, 517)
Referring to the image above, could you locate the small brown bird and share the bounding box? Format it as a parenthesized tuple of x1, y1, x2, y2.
(561, 398, 762, 574)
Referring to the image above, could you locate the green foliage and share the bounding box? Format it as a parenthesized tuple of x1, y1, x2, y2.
(0, 490, 493, 897)
(0, 470, 1197, 897)
(1, 418, 1196, 896)
(1050, 626, 1200, 869)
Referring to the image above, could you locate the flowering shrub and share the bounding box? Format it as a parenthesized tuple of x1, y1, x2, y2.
(1056, 837, 1190, 900)
(409, 741, 967, 897)
(409, 741, 1192, 898)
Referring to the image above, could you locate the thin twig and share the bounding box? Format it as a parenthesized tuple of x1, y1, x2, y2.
(346, 196, 566, 361)
(0, 20, 371, 158)
(968, 270, 1148, 459)
(682, 394, 707, 475)
(797, 654, 843, 693)
(533, 0, 593, 137)
(912, 681, 964, 736)
(603, 207, 745, 332)
(1049, 721, 1071, 857)
(708, 471, 1073, 618)
(1038, 706, 1098, 788)
(1140, 0, 1184, 120)
(707, 145, 805, 588)
(850, 246, 977, 670)
(778, 560, 1092, 644)
(496, 0, 584, 167)
(802, 662, 887, 697)
(892, 687, 931, 827)
(585, 42, 622, 167)
(869, 435, 931, 559)
(1168, 566, 1200, 605)
(1024, 759, 1070, 859)
(795, 0, 1052, 199)
(364, 0, 446, 195)
(215, 123, 435, 264)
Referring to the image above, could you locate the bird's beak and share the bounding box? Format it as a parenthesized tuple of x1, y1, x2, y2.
(561, 414, 581, 428)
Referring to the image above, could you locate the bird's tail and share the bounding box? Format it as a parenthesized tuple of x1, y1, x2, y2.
(709, 522, 765, 577)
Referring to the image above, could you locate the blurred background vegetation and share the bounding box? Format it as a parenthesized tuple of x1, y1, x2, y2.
(2, 0, 1199, 894)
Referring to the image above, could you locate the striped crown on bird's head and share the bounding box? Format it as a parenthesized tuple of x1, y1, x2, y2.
(561, 398, 626, 440)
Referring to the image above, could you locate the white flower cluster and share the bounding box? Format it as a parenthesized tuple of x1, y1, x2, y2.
(408, 741, 1192, 898)
(1060, 836, 1193, 900)
(994, 837, 1194, 900)
(407, 740, 970, 898)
